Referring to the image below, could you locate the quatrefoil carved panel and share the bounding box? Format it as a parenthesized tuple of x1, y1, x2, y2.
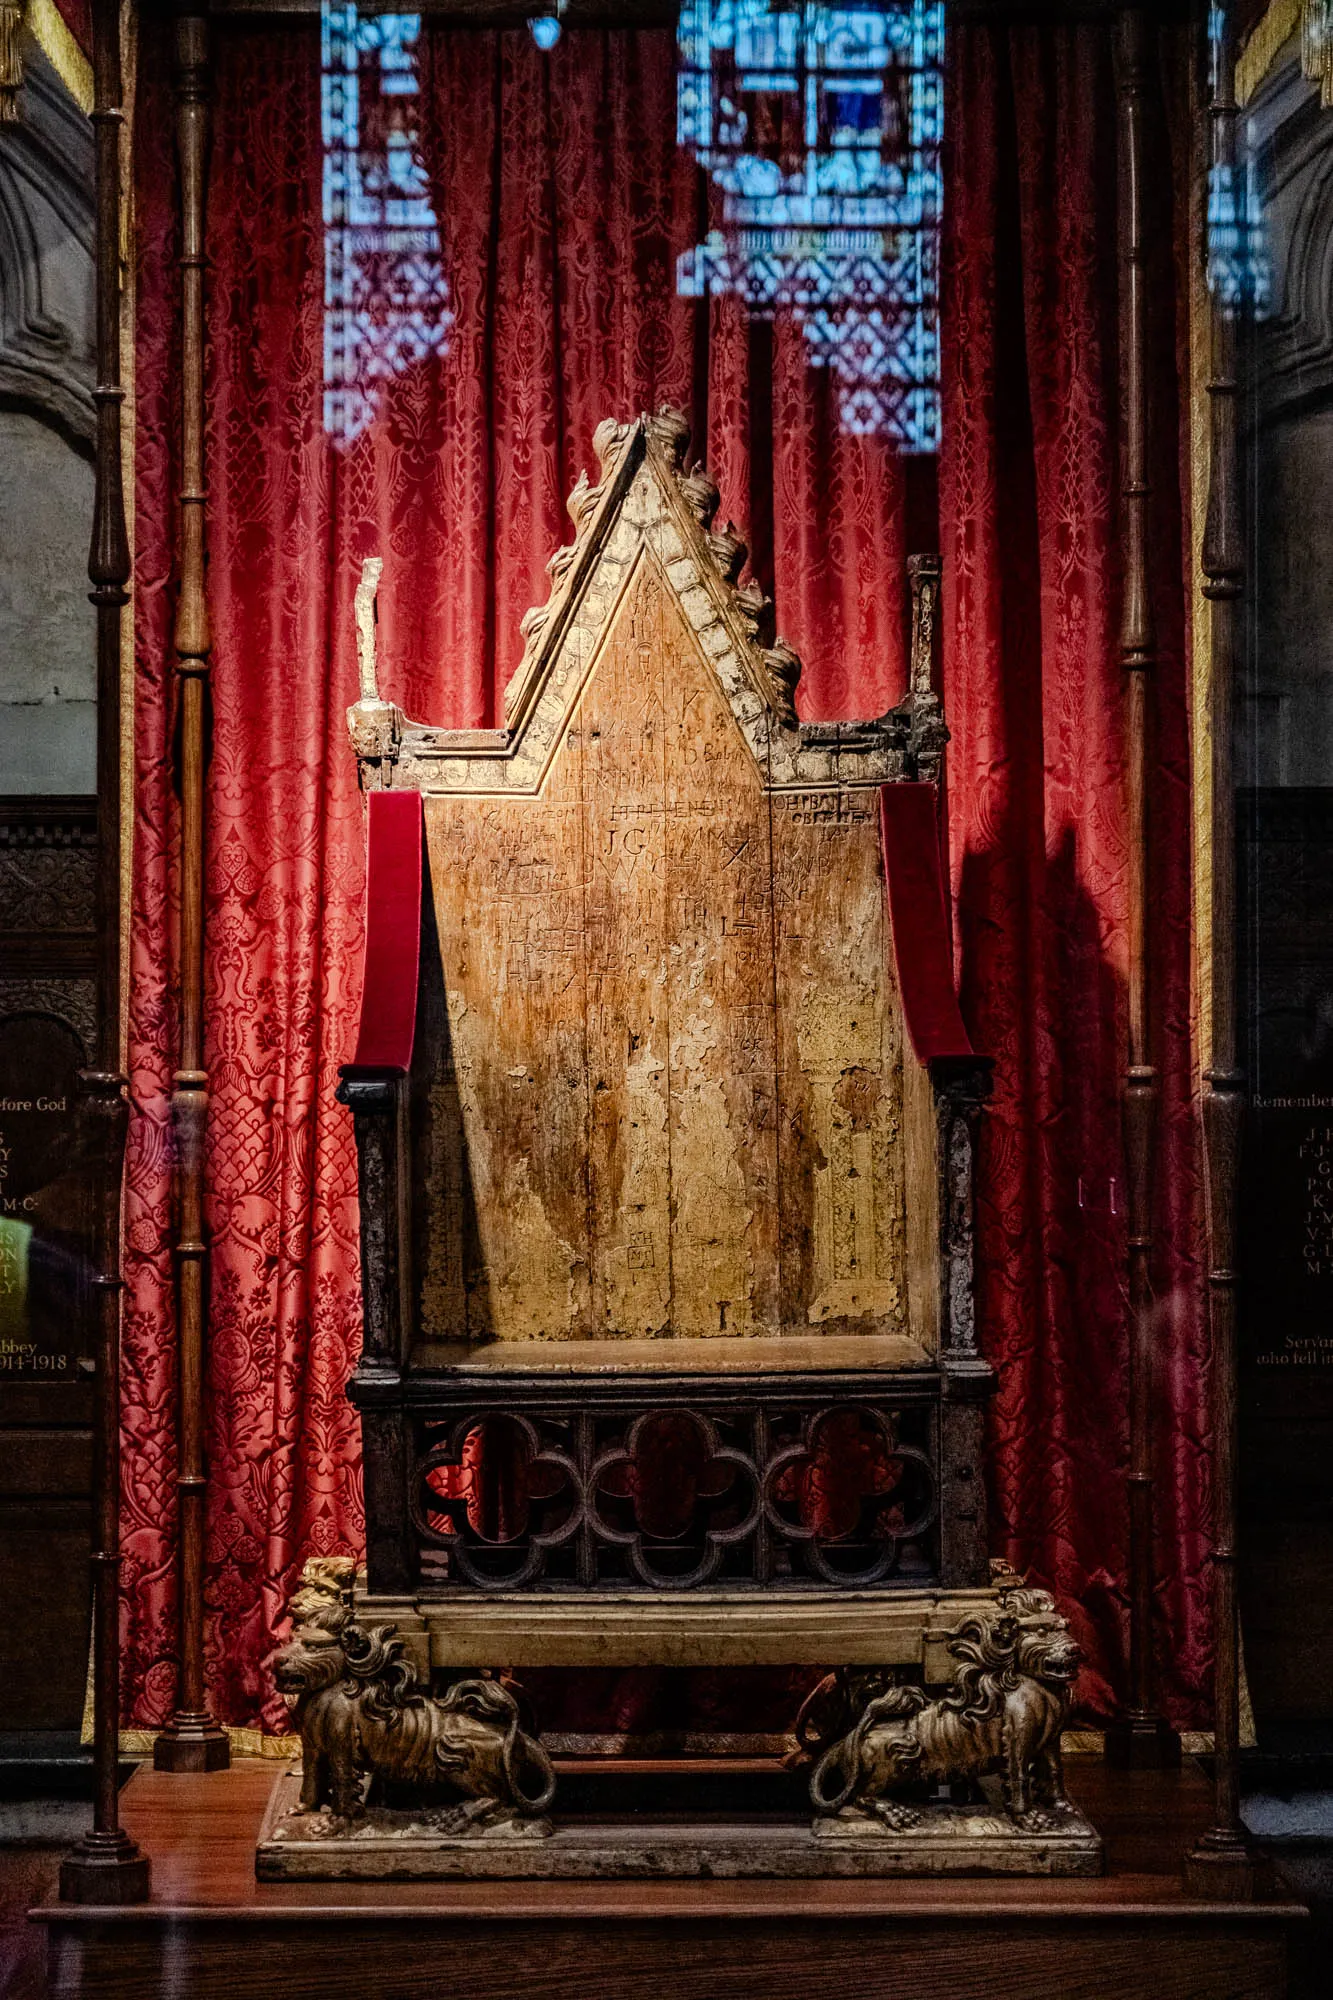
(413, 1413, 581, 1588)
(588, 1409, 761, 1589)
(764, 1405, 937, 1584)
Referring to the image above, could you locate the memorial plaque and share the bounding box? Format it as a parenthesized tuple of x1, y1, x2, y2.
(1238, 787, 1333, 1724)
(1240, 788, 1333, 1374)
(0, 1011, 89, 1381)
(1243, 1100, 1333, 1372)
(0, 1003, 94, 1732)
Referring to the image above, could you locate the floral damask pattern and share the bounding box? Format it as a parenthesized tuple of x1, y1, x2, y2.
(125, 18, 912, 1732)
(939, 22, 1209, 1723)
(122, 16, 1208, 1731)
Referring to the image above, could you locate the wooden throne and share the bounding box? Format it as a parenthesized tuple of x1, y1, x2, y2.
(337, 408, 1004, 1728)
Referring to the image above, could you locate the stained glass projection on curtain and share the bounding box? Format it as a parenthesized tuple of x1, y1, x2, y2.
(322, 4, 451, 441)
(676, 0, 943, 448)
(1205, 6, 1271, 316)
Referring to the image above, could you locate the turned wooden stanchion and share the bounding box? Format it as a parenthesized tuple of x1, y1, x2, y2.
(1184, 0, 1258, 1899)
(155, 2, 228, 1775)
(1106, 3, 1180, 1774)
(59, 0, 150, 1901)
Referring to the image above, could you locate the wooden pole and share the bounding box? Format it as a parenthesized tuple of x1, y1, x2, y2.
(154, 2, 228, 1774)
(1106, 5, 1180, 1773)
(1184, 0, 1257, 1899)
(58, 0, 150, 1902)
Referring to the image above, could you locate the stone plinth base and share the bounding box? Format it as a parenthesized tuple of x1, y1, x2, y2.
(255, 1767, 1102, 1881)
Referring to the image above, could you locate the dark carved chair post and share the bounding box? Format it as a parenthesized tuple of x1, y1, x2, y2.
(933, 1057, 995, 1587)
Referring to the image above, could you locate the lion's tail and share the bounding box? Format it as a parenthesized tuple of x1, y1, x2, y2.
(502, 1718, 557, 1815)
(438, 1677, 556, 1815)
(809, 1734, 859, 1813)
(808, 1685, 926, 1813)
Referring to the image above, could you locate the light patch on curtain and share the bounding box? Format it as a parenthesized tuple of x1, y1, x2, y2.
(1205, 3, 1272, 316)
(676, 0, 943, 449)
(319, 1, 944, 451)
(321, 4, 452, 441)
(1206, 156, 1271, 316)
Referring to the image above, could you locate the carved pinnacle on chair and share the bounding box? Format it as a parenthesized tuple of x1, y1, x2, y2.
(155, 2, 228, 1776)
(347, 556, 401, 783)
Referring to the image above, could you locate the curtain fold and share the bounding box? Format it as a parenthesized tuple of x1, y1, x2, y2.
(121, 12, 1208, 1732)
(125, 22, 366, 1731)
(939, 18, 1209, 1720)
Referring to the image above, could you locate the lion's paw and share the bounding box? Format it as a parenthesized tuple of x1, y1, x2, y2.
(1011, 1807, 1059, 1833)
(872, 1800, 923, 1831)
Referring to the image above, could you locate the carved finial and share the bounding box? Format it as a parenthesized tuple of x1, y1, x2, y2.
(707, 520, 747, 583)
(736, 577, 775, 650)
(593, 417, 633, 478)
(646, 404, 691, 467)
(567, 468, 599, 531)
(680, 463, 720, 529)
(354, 556, 384, 702)
(519, 603, 549, 647)
(546, 542, 577, 586)
(903, 553, 947, 782)
(763, 639, 802, 730)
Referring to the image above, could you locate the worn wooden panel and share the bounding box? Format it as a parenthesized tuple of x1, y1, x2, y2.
(420, 548, 906, 1352)
(656, 564, 779, 1339)
(422, 779, 591, 1343)
(580, 562, 674, 1338)
(771, 790, 906, 1334)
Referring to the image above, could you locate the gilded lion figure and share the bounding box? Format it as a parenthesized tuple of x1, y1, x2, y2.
(809, 1594, 1081, 1833)
(272, 1559, 555, 1835)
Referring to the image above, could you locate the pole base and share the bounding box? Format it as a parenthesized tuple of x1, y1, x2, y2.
(59, 1829, 151, 1904)
(1183, 1831, 1266, 1901)
(153, 1713, 230, 1773)
(1104, 1712, 1183, 1770)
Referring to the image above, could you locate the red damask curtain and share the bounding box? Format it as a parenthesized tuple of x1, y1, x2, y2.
(122, 13, 1208, 1731)
(939, 20, 1208, 1719)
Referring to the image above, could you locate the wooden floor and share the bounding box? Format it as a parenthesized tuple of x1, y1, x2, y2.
(32, 1757, 1306, 2000)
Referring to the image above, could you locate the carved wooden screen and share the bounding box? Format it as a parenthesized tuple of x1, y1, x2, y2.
(359, 410, 940, 1371)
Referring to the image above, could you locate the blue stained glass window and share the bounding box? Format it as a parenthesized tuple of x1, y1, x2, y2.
(319, 3, 943, 450)
(322, 5, 452, 442)
(676, 1, 944, 449)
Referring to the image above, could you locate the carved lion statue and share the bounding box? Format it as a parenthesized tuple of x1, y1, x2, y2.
(272, 1563, 555, 1835)
(809, 1597, 1081, 1833)
(283, 1555, 357, 1639)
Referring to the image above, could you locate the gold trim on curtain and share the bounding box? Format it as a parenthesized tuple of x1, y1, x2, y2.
(28, 0, 94, 112)
(1190, 50, 1214, 1081)
(1236, 0, 1333, 106)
